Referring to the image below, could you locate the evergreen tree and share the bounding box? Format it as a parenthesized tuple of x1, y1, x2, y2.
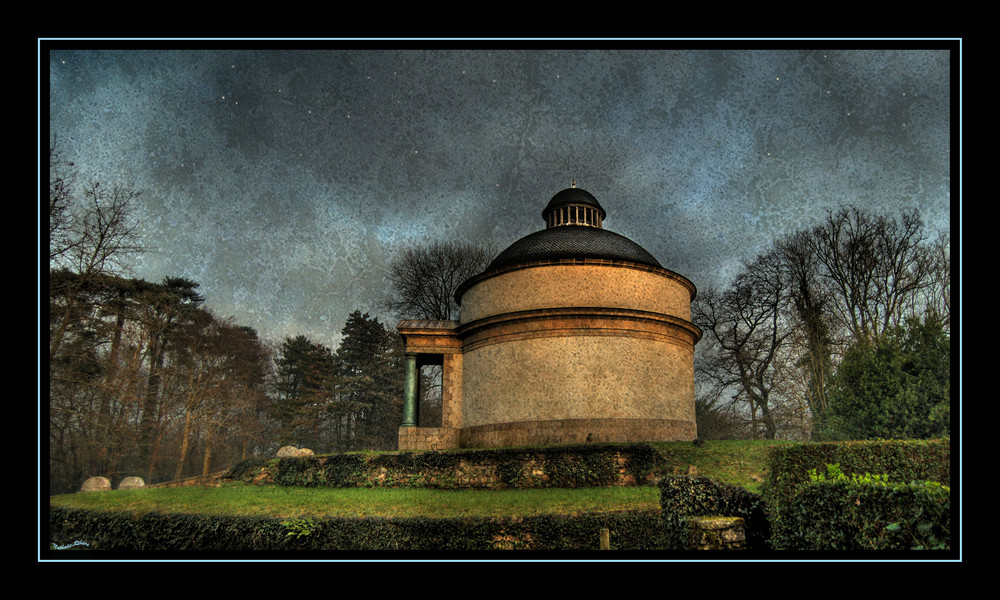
(271, 335, 335, 449)
(332, 311, 405, 450)
(818, 314, 950, 440)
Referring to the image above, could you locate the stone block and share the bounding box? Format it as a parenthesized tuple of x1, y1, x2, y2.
(687, 516, 746, 550)
(81, 476, 111, 492)
(117, 476, 145, 489)
(277, 446, 314, 457)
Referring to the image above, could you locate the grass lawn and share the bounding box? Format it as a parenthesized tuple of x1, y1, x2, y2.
(49, 482, 663, 519)
(49, 440, 792, 519)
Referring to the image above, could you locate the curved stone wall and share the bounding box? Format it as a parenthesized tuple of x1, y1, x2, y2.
(461, 333, 695, 418)
(455, 262, 700, 448)
(458, 261, 696, 325)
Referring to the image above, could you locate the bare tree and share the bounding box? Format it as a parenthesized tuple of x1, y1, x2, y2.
(922, 233, 951, 331)
(382, 241, 496, 322)
(694, 250, 799, 439)
(806, 206, 934, 341)
(380, 241, 495, 428)
(774, 230, 836, 418)
(49, 142, 145, 365)
(694, 205, 945, 441)
(49, 144, 76, 264)
(52, 181, 144, 276)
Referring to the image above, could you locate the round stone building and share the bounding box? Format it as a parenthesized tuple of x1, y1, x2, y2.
(397, 186, 701, 450)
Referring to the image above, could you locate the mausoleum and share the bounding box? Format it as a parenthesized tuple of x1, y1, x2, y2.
(397, 186, 701, 450)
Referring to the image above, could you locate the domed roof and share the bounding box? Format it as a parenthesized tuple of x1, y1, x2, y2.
(455, 187, 672, 305)
(484, 225, 663, 273)
(542, 187, 607, 221)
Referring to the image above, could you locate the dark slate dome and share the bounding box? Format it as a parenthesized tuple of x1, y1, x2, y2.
(455, 186, 666, 305)
(484, 186, 661, 273)
(484, 225, 663, 273)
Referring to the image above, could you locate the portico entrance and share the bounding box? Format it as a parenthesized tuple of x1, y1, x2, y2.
(397, 320, 463, 450)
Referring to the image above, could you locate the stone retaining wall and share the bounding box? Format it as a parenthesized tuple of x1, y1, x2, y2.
(147, 471, 228, 488)
(234, 444, 665, 490)
(687, 516, 747, 550)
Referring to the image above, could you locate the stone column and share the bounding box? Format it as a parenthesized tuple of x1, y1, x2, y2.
(402, 353, 419, 427)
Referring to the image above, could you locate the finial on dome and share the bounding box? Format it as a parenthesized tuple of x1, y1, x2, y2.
(571, 179, 576, 188)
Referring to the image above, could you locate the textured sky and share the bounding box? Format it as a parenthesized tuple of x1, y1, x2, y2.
(45, 44, 954, 349)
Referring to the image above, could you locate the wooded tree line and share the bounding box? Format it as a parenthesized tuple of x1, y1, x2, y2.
(47, 145, 407, 494)
(693, 205, 951, 441)
(49, 271, 274, 493)
(48, 266, 404, 494)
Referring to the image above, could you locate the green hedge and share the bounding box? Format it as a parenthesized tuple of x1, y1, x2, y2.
(658, 475, 769, 551)
(761, 439, 951, 550)
(228, 444, 663, 489)
(49, 505, 682, 552)
(782, 466, 950, 551)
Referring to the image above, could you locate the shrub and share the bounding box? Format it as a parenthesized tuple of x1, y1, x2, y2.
(49, 505, 679, 552)
(658, 475, 769, 550)
(783, 464, 950, 550)
(816, 315, 950, 441)
(761, 439, 950, 549)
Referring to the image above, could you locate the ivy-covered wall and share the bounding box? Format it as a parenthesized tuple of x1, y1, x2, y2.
(658, 475, 768, 551)
(227, 444, 664, 490)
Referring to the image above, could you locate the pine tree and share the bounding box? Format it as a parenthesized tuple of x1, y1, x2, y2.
(819, 314, 950, 440)
(333, 311, 405, 450)
(272, 335, 335, 450)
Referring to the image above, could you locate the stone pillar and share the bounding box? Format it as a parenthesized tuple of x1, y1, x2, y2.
(402, 353, 419, 427)
(687, 516, 747, 550)
(441, 352, 462, 430)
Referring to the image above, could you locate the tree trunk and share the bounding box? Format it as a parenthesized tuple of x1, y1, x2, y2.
(98, 303, 127, 473)
(139, 336, 166, 471)
(174, 406, 194, 481)
(201, 436, 212, 476)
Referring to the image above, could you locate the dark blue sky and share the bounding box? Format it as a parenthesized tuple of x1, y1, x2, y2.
(46, 44, 954, 348)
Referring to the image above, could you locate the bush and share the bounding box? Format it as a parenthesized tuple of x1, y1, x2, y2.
(783, 464, 950, 550)
(658, 475, 769, 550)
(816, 315, 950, 441)
(49, 505, 679, 552)
(761, 438, 949, 550)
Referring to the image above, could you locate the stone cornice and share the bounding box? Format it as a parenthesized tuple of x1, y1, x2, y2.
(397, 319, 462, 355)
(456, 305, 702, 353)
(455, 258, 698, 307)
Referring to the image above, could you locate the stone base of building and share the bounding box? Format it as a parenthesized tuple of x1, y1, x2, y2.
(398, 418, 696, 451)
(459, 418, 696, 449)
(397, 426, 461, 451)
